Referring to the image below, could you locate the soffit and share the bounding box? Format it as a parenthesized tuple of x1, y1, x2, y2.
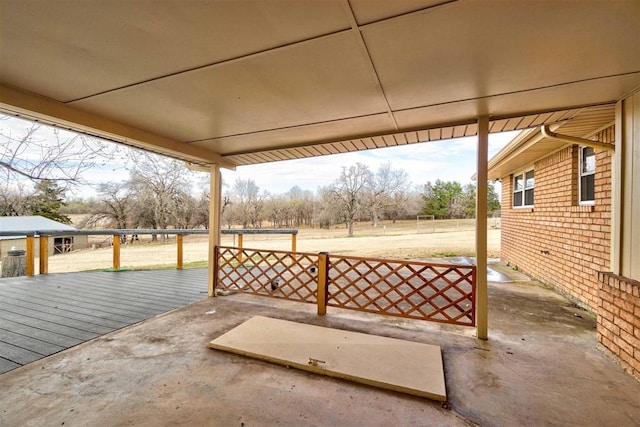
(487, 104, 616, 180)
(0, 0, 638, 168)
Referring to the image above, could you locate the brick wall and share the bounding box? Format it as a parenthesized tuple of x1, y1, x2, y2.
(597, 272, 640, 381)
(500, 128, 613, 311)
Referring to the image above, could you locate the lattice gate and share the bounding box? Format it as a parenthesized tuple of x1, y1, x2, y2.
(328, 254, 476, 326)
(214, 246, 476, 327)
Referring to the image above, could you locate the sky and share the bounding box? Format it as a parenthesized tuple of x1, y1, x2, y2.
(219, 132, 516, 195)
(1, 114, 517, 199)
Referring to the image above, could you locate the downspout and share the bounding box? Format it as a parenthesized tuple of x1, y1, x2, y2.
(541, 125, 615, 151)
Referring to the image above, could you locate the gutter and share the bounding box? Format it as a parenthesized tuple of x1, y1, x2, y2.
(541, 125, 614, 151)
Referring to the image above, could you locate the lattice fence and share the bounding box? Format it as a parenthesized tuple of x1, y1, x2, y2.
(215, 246, 319, 304)
(214, 246, 476, 326)
(327, 255, 476, 326)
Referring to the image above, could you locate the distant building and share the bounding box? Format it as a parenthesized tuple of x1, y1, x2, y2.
(0, 216, 89, 257)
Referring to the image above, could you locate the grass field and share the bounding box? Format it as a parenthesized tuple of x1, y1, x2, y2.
(46, 219, 500, 273)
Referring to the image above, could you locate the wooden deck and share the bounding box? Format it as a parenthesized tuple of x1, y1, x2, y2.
(0, 269, 208, 374)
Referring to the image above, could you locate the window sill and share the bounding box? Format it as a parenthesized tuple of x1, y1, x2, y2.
(512, 207, 534, 213)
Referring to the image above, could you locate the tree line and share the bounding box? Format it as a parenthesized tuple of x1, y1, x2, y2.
(1, 117, 500, 237)
(2, 156, 500, 237)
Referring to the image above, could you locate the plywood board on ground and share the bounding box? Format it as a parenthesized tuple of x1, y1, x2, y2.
(209, 316, 446, 401)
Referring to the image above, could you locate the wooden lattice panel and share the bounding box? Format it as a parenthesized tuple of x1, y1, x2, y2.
(327, 255, 476, 326)
(215, 246, 319, 304)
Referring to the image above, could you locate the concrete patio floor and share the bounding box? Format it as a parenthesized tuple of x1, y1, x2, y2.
(1, 266, 639, 426)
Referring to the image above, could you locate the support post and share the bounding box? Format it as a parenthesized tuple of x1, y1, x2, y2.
(476, 116, 489, 340)
(176, 234, 183, 270)
(207, 164, 222, 296)
(113, 234, 120, 270)
(39, 235, 49, 274)
(26, 235, 35, 276)
(611, 100, 624, 274)
(316, 252, 329, 315)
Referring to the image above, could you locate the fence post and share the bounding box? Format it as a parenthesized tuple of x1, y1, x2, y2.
(213, 245, 219, 296)
(39, 235, 49, 274)
(317, 252, 329, 315)
(26, 235, 35, 276)
(236, 233, 244, 264)
(112, 234, 121, 270)
(176, 234, 184, 270)
(290, 233, 298, 264)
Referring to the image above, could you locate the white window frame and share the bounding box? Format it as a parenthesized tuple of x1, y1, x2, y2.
(513, 168, 534, 208)
(579, 146, 595, 205)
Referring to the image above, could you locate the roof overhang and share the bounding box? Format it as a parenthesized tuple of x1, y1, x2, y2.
(486, 104, 616, 180)
(1, 1, 639, 168)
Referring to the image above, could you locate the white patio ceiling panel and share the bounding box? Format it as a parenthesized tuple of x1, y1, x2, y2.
(0, 1, 350, 102)
(71, 31, 392, 144)
(0, 0, 639, 168)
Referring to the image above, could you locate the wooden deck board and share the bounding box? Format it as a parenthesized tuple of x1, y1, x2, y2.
(0, 269, 207, 374)
(0, 295, 148, 324)
(5, 282, 196, 311)
(0, 319, 84, 348)
(0, 341, 45, 365)
(0, 329, 66, 356)
(0, 357, 20, 372)
(0, 301, 126, 333)
(0, 312, 100, 341)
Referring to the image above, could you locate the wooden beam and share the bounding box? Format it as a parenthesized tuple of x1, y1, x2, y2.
(0, 84, 236, 170)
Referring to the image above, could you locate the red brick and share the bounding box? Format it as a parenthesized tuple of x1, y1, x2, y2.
(613, 334, 634, 356)
(620, 329, 640, 353)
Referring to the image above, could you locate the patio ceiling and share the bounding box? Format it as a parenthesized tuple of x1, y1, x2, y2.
(1, 0, 639, 169)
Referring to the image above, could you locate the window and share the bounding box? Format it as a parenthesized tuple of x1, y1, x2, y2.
(579, 146, 595, 204)
(513, 169, 534, 207)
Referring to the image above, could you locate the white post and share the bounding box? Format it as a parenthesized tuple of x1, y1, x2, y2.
(476, 116, 489, 340)
(208, 164, 222, 297)
(611, 100, 623, 275)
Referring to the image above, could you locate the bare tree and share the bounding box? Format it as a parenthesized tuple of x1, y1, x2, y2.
(331, 163, 372, 237)
(365, 162, 409, 227)
(127, 153, 192, 237)
(84, 182, 131, 230)
(0, 116, 119, 187)
(231, 178, 268, 228)
(190, 190, 213, 229)
(264, 195, 288, 228)
(0, 185, 31, 216)
(315, 186, 341, 229)
(385, 188, 413, 223)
